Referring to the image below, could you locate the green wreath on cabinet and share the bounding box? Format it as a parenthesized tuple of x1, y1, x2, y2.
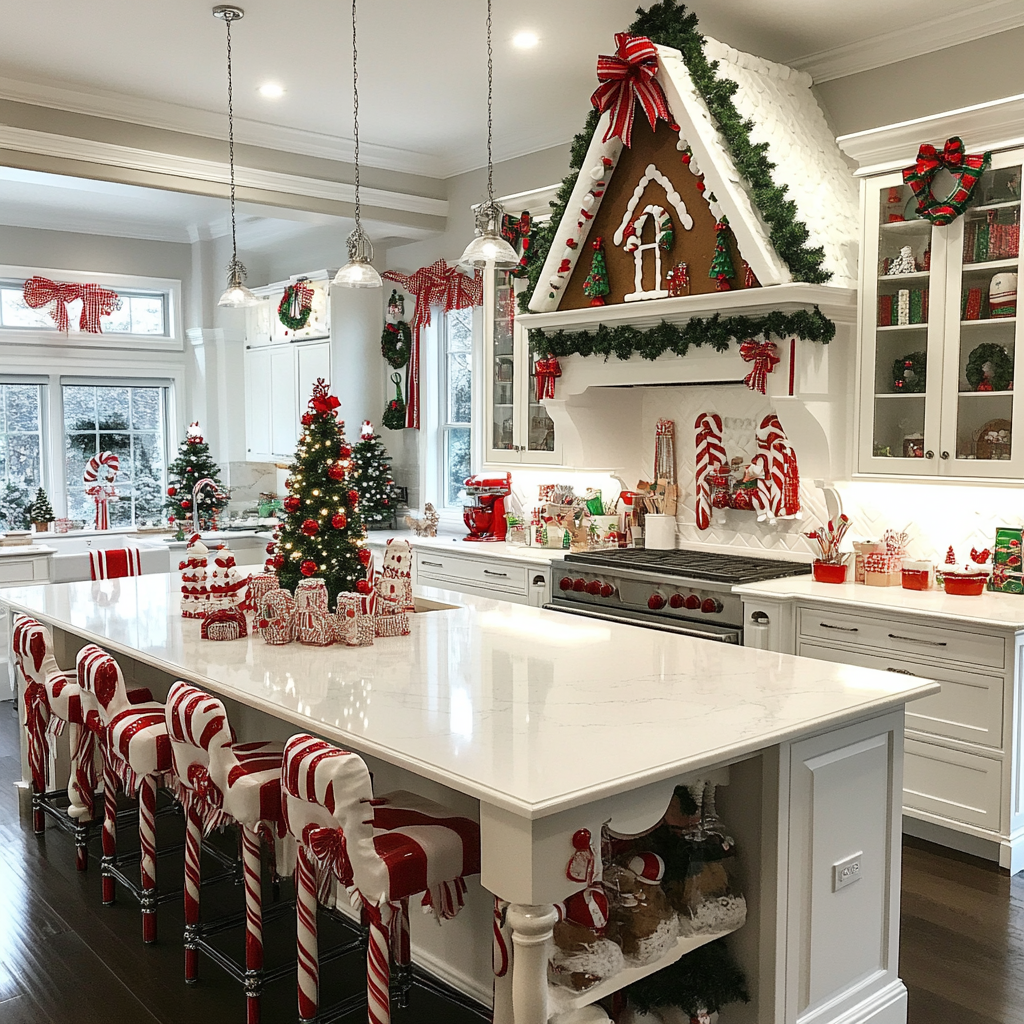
(278, 282, 313, 331)
(966, 342, 1013, 392)
(891, 351, 927, 393)
(381, 321, 412, 368)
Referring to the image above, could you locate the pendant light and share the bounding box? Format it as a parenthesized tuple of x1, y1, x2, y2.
(213, 5, 258, 308)
(460, 0, 519, 270)
(334, 0, 382, 288)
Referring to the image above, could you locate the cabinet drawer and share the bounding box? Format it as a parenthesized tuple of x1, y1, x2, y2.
(798, 607, 1005, 670)
(904, 738, 1002, 831)
(0, 558, 46, 584)
(415, 551, 528, 594)
(799, 641, 1004, 749)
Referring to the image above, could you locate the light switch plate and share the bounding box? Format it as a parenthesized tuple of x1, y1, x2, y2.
(833, 852, 863, 892)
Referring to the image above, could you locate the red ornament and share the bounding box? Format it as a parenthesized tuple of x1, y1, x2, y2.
(331, 512, 347, 530)
(186, 467, 193, 473)
(696, 180, 706, 193)
(301, 519, 319, 536)
(681, 151, 691, 165)
(339, 445, 352, 458)
(328, 464, 345, 481)
(358, 548, 371, 566)
(273, 554, 285, 568)
(181, 499, 191, 509)
(301, 413, 314, 426)
(355, 579, 371, 595)
(284, 495, 301, 513)
(285, 478, 292, 490)
(167, 486, 177, 497)
(347, 490, 359, 504)
(266, 542, 276, 555)
(300, 560, 317, 577)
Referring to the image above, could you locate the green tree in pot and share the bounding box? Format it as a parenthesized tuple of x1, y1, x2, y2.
(29, 488, 55, 532)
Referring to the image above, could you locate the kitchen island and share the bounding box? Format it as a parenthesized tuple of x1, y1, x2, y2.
(1, 571, 936, 1024)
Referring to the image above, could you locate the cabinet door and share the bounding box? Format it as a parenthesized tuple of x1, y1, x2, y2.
(295, 341, 332, 412)
(270, 346, 297, 459)
(246, 298, 273, 347)
(245, 347, 273, 460)
(939, 150, 1024, 478)
(485, 267, 520, 463)
(858, 171, 942, 474)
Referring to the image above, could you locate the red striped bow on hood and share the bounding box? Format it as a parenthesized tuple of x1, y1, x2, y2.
(591, 33, 671, 148)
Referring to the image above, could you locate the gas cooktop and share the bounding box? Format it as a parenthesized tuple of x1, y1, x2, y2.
(562, 548, 812, 585)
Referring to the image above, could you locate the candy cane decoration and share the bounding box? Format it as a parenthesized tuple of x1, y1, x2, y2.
(101, 751, 119, 905)
(366, 900, 398, 1024)
(83, 451, 119, 530)
(296, 846, 320, 1021)
(139, 775, 158, 943)
(752, 414, 801, 522)
(183, 803, 203, 983)
(361, 550, 377, 617)
(694, 413, 726, 531)
(242, 824, 264, 1024)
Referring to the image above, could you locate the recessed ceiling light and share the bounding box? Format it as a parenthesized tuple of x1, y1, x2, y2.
(512, 30, 538, 49)
(258, 82, 285, 99)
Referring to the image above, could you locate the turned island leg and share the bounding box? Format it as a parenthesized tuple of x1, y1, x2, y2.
(507, 903, 557, 1024)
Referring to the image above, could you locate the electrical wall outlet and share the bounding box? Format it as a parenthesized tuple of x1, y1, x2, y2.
(833, 852, 863, 892)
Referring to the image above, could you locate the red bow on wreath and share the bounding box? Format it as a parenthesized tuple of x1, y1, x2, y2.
(739, 340, 780, 395)
(591, 33, 671, 148)
(23, 276, 120, 334)
(903, 136, 990, 225)
(535, 356, 561, 401)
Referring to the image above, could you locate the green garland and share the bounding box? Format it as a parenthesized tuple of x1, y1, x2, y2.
(966, 342, 1013, 392)
(521, 0, 829, 313)
(529, 306, 834, 361)
(278, 283, 313, 331)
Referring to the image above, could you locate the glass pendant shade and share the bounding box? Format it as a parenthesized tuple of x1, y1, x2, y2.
(217, 269, 259, 307)
(334, 227, 382, 289)
(460, 203, 520, 270)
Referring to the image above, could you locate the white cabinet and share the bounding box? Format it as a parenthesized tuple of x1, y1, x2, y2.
(482, 269, 561, 466)
(858, 150, 1024, 477)
(414, 547, 552, 607)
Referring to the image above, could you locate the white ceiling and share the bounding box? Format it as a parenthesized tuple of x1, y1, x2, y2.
(0, 0, 1014, 179)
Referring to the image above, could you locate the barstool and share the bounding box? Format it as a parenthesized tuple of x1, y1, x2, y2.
(74, 643, 172, 943)
(281, 733, 481, 1024)
(165, 680, 293, 1024)
(13, 613, 92, 869)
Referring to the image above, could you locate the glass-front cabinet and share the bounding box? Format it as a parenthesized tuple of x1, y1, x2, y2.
(482, 267, 560, 465)
(859, 150, 1023, 478)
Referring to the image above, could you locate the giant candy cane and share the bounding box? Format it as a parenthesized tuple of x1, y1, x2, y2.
(752, 414, 801, 522)
(694, 413, 726, 531)
(83, 451, 119, 530)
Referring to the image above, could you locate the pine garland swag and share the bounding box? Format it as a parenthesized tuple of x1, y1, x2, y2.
(381, 321, 412, 368)
(278, 282, 313, 331)
(382, 372, 407, 431)
(530, 306, 834, 362)
(520, 0, 830, 313)
(966, 342, 1013, 392)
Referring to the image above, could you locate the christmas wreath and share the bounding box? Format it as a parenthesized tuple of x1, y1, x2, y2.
(902, 137, 991, 226)
(382, 372, 406, 430)
(966, 342, 1014, 392)
(891, 351, 927, 393)
(381, 321, 411, 368)
(278, 282, 314, 331)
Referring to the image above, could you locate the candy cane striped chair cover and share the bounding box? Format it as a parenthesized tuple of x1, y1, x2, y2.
(76, 644, 171, 943)
(281, 733, 481, 1024)
(12, 614, 94, 866)
(165, 680, 292, 1024)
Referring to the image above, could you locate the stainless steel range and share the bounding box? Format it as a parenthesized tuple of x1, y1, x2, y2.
(547, 548, 811, 643)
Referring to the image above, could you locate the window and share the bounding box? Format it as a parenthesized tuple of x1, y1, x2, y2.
(0, 382, 44, 529)
(0, 280, 169, 335)
(63, 384, 167, 527)
(441, 306, 473, 508)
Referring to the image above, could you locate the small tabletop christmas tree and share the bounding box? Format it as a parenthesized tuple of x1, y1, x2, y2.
(710, 217, 736, 291)
(583, 236, 610, 306)
(29, 487, 55, 529)
(352, 421, 400, 529)
(164, 423, 229, 532)
(271, 379, 368, 608)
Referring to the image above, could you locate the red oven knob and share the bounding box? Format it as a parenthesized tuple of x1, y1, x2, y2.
(701, 598, 723, 614)
(585, 580, 603, 596)
(600, 584, 615, 598)
(668, 593, 684, 609)
(648, 594, 666, 610)
(572, 578, 587, 592)
(559, 576, 574, 591)
(683, 594, 701, 610)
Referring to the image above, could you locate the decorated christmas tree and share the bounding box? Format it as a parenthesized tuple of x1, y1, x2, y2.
(29, 487, 55, 527)
(583, 236, 609, 306)
(163, 423, 229, 531)
(271, 379, 368, 607)
(710, 217, 736, 290)
(351, 421, 400, 528)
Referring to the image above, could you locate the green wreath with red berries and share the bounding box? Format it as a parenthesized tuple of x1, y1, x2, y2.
(966, 342, 1013, 392)
(381, 320, 411, 368)
(278, 282, 313, 331)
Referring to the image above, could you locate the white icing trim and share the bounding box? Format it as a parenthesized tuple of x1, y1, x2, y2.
(612, 163, 694, 246)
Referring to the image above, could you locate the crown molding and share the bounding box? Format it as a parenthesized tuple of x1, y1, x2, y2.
(790, 0, 1024, 83)
(837, 93, 1024, 174)
(0, 124, 448, 221)
(0, 74, 448, 179)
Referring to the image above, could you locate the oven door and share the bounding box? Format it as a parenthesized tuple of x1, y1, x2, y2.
(545, 599, 741, 643)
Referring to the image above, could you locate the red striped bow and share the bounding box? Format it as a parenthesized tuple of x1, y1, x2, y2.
(22, 277, 119, 334)
(535, 356, 561, 401)
(739, 340, 780, 395)
(915, 137, 965, 173)
(591, 33, 671, 148)
(305, 824, 354, 887)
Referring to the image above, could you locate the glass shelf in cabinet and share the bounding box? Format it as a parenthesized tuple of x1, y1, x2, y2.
(958, 390, 1014, 397)
(878, 271, 930, 282)
(876, 324, 928, 332)
(874, 392, 926, 398)
(962, 257, 1019, 272)
(961, 317, 1016, 326)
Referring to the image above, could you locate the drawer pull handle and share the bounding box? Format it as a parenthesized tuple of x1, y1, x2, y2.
(888, 633, 946, 647)
(886, 667, 918, 676)
(819, 622, 859, 632)
(421, 560, 444, 568)
(483, 570, 509, 577)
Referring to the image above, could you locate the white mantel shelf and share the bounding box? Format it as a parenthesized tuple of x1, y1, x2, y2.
(520, 282, 857, 336)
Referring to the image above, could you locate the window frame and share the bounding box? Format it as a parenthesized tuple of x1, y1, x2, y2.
(439, 304, 474, 511)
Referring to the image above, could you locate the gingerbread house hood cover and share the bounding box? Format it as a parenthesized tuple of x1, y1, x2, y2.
(528, 36, 859, 314)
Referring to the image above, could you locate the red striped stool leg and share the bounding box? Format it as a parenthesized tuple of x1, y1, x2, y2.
(139, 775, 158, 943)
(390, 897, 411, 1009)
(295, 846, 319, 1023)
(184, 803, 202, 984)
(24, 690, 48, 834)
(241, 825, 264, 1024)
(100, 753, 118, 904)
(366, 902, 395, 1024)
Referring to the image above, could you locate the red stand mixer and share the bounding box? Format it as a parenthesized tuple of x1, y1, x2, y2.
(463, 473, 512, 542)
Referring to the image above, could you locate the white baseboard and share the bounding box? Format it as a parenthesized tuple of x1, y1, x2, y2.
(804, 980, 907, 1024)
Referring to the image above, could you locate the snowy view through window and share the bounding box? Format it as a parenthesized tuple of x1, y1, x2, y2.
(0, 383, 44, 529)
(444, 305, 472, 508)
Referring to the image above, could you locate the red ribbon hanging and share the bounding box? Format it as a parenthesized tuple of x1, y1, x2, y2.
(591, 33, 671, 148)
(739, 340, 780, 395)
(535, 356, 561, 401)
(22, 276, 119, 334)
(305, 824, 354, 887)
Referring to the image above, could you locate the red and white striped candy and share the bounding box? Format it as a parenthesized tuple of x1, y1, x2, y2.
(694, 412, 726, 531)
(83, 450, 119, 485)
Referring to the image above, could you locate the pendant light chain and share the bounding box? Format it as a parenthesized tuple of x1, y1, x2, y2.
(486, 0, 494, 208)
(225, 13, 240, 272)
(351, 0, 361, 233)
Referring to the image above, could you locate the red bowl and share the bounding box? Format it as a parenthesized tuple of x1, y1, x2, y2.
(812, 561, 847, 584)
(943, 572, 987, 596)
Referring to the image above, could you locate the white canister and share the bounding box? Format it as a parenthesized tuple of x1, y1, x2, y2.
(990, 271, 1017, 317)
(644, 514, 677, 550)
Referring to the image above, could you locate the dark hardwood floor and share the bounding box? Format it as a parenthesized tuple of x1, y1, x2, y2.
(2, 696, 1020, 1024)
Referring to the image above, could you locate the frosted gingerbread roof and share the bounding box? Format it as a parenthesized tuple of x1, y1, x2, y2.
(528, 37, 859, 314)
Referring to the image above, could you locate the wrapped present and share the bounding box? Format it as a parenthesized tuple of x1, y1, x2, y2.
(864, 551, 903, 587)
(295, 577, 329, 612)
(201, 608, 248, 641)
(257, 588, 295, 645)
(988, 567, 1024, 594)
(243, 572, 278, 617)
(335, 593, 374, 647)
(877, 294, 893, 327)
(296, 609, 335, 646)
(993, 527, 1024, 567)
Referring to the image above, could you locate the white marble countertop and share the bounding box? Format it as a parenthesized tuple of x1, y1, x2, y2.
(363, 529, 566, 565)
(735, 576, 1024, 631)
(0, 572, 934, 818)
(0, 544, 54, 557)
